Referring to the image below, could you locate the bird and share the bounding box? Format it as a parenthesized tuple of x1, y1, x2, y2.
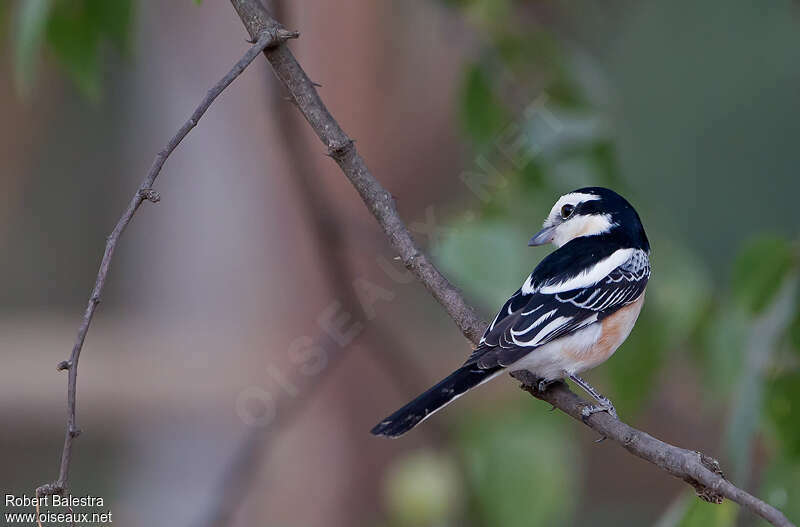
(371, 187, 650, 438)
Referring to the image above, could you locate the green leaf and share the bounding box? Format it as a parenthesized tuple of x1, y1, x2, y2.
(788, 306, 800, 354)
(676, 497, 738, 527)
(459, 64, 507, 145)
(433, 218, 535, 310)
(91, 0, 134, 55)
(649, 243, 714, 339)
(732, 236, 795, 315)
(382, 449, 462, 526)
(43, 0, 134, 100)
(765, 371, 800, 460)
(758, 456, 800, 526)
(458, 404, 578, 527)
(12, 0, 53, 94)
(604, 310, 667, 416)
(698, 307, 748, 399)
(463, 0, 511, 28)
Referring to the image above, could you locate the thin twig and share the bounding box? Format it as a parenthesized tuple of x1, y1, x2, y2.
(35, 27, 298, 498)
(228, 1, 795, 526)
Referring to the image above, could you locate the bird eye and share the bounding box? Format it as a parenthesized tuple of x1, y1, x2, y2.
(560, 204, 575, 219)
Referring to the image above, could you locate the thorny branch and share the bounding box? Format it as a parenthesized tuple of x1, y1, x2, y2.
(228, 1, 795, 526)
(35, 28, 298, 498)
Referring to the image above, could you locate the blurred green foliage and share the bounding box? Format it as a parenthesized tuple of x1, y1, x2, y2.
(758, 458, 800, 526)
(732, 238, 797, 315)
(460, 64, 508, 146)
(458, 404, 579, 527)
(383, 449, 463, 527)
(676, 498, 739, 527)
(767, 371, 800, 461)
(9, 0, 133, 99)
(430, 1, 800, 526)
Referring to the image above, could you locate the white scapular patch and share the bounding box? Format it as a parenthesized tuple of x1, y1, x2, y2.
(551, 213, 615, 248)
(539, 248, 635, 294)
(521, 274, 535, 295)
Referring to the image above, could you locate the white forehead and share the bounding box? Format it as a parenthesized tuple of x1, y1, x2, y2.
(548, 192, 600, 216)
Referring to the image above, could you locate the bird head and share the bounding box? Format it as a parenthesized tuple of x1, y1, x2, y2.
(528, 187, 649, 251)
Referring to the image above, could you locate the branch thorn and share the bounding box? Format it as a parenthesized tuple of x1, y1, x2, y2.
(57, 360, 71, 371)
(326, 138, 354, 159)
(258, 27, 300, 49)
(139, 189, 161, 203)
(275, 28, 300, 41)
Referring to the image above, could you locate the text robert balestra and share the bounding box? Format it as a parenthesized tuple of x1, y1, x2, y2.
(5, 494, 105, 507)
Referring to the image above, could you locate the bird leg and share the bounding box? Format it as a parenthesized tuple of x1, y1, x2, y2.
(569, 374, 618, 420)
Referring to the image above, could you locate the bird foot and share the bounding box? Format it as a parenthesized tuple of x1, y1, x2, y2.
(580, 396, 618, 421)
(537, 378, 559, 393)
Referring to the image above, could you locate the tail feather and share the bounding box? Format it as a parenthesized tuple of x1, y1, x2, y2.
(370, 365, 503, 438)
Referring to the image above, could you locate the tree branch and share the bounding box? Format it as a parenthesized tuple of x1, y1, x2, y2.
(228, 2, 795, 526)
(35, 28, 297, 499)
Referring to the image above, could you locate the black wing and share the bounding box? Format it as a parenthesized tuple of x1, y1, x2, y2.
(467, 252, 650, 369)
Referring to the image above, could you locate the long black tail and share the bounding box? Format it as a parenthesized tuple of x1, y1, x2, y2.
(370, 365, 503, 438)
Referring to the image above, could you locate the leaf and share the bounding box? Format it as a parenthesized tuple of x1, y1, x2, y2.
(675, 497, 738, 527)
(732, 236, 795, 315)
(433, 218, 535, 310)
(788, 306, 800, 354)
(382, 449, 462, 526)
(457, 404, 578, 527)
(604, 310, 667, 416)
(765, 371, 800, 460)
(12, 0, 53, 94)
(459, 64, 507, 145)
(91, 0, 134, 55)
(44, 0, 134, 100)
(757, 456, 800, 526)
(698, 307, 748, 399)
(725, 277, 797, 481)
(649, 243, 714, 339)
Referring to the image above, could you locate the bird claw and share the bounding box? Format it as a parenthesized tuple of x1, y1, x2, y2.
(536, 377, 563, 393)
(580, 397, 618, 421)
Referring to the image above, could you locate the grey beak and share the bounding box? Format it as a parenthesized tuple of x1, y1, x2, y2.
(528, 226, 555, 246)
